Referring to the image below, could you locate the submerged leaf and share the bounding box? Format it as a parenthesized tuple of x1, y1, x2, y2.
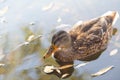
(57, 17, 62, 23)
(75, 62, 88, 69)
(0, 64, 7, 74)
(0, 63, 5, 66)
(91, 66, 114, 77)
(109, 49, 118, 56)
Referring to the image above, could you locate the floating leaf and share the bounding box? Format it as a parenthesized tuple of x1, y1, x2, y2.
(42, 2, 54, 11)
(44, 64, 73, 74)
(0, 6, 8, 16)
(91, 66, 114, 77)
(61, 73, 69, 79)
(56, 69, 61, 74)
(0, 63, 5, 66)
(57, 64, 73, 70)
(57, 17, 62, 23)
(44, 65, 54, 73)
(75, 62, 88, 69)
(109, 49, 118, 56)
(27, 35, 35, 42)
(112, 28, 118, 35)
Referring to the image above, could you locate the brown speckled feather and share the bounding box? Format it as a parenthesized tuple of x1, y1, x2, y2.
(52, 11, 119, 62)
(54, 16, 114, 62)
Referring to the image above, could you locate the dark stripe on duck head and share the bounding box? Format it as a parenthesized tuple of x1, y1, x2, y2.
(105, 16, 113, 24)
(52, 30, 68, 45)
(102, 23, 107, 32)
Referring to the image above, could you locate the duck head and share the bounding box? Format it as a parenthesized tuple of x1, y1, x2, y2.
(43, 30, 72, 59)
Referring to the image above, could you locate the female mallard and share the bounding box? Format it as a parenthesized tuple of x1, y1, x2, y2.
(43, 11, 119, 62)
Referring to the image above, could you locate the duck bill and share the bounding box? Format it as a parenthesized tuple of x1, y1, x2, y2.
(43, 45, 56, 59)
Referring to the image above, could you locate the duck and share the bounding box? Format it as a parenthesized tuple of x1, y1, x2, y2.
(43, 11, 119, 62)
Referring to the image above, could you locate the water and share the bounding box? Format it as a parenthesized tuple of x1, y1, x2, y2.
(0, 0, 120, 80)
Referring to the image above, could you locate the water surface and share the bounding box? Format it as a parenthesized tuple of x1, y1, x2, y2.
(0, 0, 120, 80)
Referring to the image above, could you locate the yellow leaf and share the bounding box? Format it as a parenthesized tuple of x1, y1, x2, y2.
(27, 35, 35, 42)
(109, 49, 118, 56)
(91, 66, 114, 77)
(44, 65, 54, 73)
(42, 2, 54, 11)
(61, 73, 69, 79)
(58, 64, 73, 70)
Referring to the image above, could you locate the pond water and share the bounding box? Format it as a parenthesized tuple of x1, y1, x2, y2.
(0, 0, 120, 80)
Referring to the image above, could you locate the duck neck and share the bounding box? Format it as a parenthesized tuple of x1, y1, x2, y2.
(54, 47, 77, 62)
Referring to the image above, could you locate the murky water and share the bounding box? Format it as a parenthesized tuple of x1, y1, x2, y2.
(0, 0, 120, 80)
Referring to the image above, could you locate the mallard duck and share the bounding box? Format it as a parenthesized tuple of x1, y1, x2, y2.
(43, 11, 119, 62)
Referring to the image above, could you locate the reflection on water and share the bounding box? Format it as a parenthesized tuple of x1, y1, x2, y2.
(0, 0, 120, 80)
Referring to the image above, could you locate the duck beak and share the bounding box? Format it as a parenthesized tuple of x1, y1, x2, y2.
(43, 45, 58, 59)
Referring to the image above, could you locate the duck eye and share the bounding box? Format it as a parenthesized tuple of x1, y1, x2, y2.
(50, 46, 54, 49)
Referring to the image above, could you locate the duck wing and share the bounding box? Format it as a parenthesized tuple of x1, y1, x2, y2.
(70, 11, 119, 61)
(72, 17, 109, 48)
